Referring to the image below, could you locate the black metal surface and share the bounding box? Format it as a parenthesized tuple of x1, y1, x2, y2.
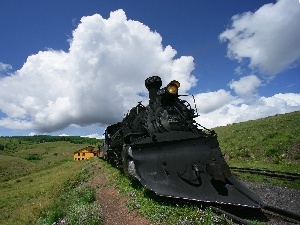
(131, 136, 262, 208)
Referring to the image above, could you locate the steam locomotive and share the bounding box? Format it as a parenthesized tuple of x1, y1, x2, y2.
(100, 76, 262, 208)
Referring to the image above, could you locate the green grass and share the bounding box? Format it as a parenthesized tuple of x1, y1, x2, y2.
(214, 111, 300, 169)
(0, 138, 103, 225)
(0, 161, 83, 225)
(0, 140, 99, 182)
(36, 159, 103, 225)
(213, 111, 300, 188)
(232, 171, 300, 189)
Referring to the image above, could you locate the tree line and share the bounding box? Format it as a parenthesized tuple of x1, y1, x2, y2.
(0, 135, 103, 151)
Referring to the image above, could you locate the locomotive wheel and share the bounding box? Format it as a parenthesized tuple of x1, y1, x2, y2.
(121, 145, 138, 179)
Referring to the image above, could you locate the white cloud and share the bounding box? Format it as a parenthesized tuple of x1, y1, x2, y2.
(81, 133, 104, 139)
(209, 0, 300, 129)
(0, 9, 196, 133)
(0, 62, 12, 75)
(219, 0, 300, 75)
(28, 132, 36, 136)
(1, 8, 299, 135)
(229, 75, 261, 99)
(0, 117, 34, 130)
(193, 89, 234, 114)
(195, 93, 300, 129)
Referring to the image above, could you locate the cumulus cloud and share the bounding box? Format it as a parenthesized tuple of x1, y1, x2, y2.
(195, 93, 300, 129)
(0, 62, 12, 74)
(1, 7, 299, 135)
(193, 89, 234, 114)
(229, 75, 261, 99)
(0, 10, 196, 133)
(208, 0, 300, 128)
(219, 0, 300, 75)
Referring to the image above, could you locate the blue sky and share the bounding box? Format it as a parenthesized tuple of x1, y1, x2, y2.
(0, 0, 299, 137)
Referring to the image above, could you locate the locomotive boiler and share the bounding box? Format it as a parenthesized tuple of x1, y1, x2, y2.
(101, 76, 262, 208)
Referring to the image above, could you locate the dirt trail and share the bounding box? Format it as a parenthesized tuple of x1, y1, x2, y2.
(90, 171, 151, 225)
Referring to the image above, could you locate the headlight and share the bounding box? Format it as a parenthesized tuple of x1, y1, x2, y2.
(167, 80, 180, 94)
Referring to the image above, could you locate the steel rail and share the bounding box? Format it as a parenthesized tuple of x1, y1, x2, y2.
(209, 206, 252, 225)
(262, 204, 300, 224)
(210, 205, 300, 225)
(230, 166, 300, 180)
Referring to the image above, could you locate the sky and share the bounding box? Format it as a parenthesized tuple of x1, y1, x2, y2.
(0, 0, 299, 138)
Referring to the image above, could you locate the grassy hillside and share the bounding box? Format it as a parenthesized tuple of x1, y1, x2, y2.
(0, 137, 103, 225)
(1, 112, 299, 224)
(213, 111, 300, 172)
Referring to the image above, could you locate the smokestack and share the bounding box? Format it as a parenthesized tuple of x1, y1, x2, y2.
(145, 76, 162, 104)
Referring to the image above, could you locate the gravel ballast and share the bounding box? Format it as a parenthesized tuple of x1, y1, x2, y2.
(246, 182, 300, 215)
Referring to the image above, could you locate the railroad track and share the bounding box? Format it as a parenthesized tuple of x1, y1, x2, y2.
(230, 166, 300, 180)
(210, 204, 300, 224)
(220, 166, 300, 224)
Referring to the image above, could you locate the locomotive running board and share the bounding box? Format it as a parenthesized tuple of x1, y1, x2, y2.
(130, 135, 263, 208)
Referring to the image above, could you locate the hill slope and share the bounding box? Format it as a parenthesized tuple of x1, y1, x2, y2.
(213, 111, 300, 171)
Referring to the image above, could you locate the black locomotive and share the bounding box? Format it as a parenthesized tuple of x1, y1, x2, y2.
(100, 76, 262, 208)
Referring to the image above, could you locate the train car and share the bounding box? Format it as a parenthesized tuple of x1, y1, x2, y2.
(100, 76, 262, 208)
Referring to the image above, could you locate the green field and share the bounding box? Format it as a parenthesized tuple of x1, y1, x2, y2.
(214, 111, 300, 188)
(0, 137, 103, 225)
(0, 111, 299, 224)
(214, 111, 300, 168)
